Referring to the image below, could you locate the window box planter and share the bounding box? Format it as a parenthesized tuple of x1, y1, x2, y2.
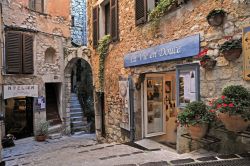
(200, 55, 217, 70)
(206, 9, 226, 27)
(219, 39, 242, 61)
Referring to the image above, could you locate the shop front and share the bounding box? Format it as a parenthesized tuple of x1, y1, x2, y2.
(123, 34, 200, 150)
(3, 85, 39, 139)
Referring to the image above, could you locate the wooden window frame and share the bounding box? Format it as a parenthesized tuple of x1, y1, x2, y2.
(29, 0, 44, 13)
(5, 31, 34, 75)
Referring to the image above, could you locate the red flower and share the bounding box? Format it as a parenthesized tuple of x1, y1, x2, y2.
(228, 103, 234, 108)
(209, 109, 215, 113)
(223, 103, 228, 107)
(221, 96, 226, 100)
(217, 104, 222, 109)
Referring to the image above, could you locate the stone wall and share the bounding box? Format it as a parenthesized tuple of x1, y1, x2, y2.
(0, 0, 70, 135)
(87, 0, 250, 150)
(71, 0, 87, 46)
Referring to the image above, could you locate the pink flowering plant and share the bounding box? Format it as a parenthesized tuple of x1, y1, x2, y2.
(209, 85, 250, 120)
(177, 101, 216, 127)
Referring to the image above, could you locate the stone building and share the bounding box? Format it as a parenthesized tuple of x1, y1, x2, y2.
(0, 0, 71, 139)
(88, 0, 250, 153)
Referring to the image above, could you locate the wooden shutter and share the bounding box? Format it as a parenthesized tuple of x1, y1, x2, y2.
(92, 6, 99, 48)
(29, 0, 35, 10)
(135, 0, 147, 26)
(35, 0, 44, 13)
(110, 0, 118, 41)
(5, 32, 22, 74)
(22, 34, 34, 74)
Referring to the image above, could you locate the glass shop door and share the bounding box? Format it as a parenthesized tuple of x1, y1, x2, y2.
(144, 74, 166, 137)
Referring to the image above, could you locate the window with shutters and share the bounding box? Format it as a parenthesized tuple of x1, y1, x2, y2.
(92, 0, 118, 48)
(5, 31, 34, 74)
(135, 0, 159, 26)
(29, 0, 44, 13)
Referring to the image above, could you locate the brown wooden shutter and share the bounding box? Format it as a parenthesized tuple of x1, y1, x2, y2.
(22, 34, 34, 74)
(135, 0, 147, 26)
(5, 32, 22, 74)
(110, 0, 118, 41)
(92, 6, 99, 48)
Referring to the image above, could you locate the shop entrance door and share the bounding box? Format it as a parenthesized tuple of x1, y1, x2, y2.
(144, 74, 166, 137)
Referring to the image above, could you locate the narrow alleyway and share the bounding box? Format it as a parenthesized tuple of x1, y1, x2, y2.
(2, 134, 250, 166)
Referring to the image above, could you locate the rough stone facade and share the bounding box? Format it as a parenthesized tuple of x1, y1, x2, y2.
(0, 0, 71, 136)
(88, 0, 250, 152)
(71, 0, 87, 46)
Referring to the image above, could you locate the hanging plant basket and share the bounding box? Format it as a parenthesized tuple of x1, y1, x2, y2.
(207, 9, 226, 27)
(219, 39, 242, 61)
(200, 55, 217, 70)
(218, 112, 249, 133)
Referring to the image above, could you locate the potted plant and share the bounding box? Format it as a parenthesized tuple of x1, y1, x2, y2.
(177, 101, 215, 140)
(206, 9, 226, 26)
(199, 55, 217, 70)
(35, 121, 49, 142)
(210, 85, 250, 132)
(219, 39, 242, 61)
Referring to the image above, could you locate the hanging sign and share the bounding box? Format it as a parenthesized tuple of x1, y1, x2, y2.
(243, 26, 250, 80)
(4, 85, 38, 99)
(124, 34, 200, 67)
(119, 79, 130, 131)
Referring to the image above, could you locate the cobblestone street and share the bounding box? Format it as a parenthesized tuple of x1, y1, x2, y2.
(2, 134, 221, 166)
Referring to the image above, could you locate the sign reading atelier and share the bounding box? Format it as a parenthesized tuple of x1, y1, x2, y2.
(124, 34, 200, 67)
(243, 26, 250, 80)
(4, 85, 38, 99)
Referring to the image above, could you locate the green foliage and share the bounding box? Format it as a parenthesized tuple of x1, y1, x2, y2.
(210, 85, 250, 120)
(97, 35, 111, 92)
(148, 0, 176, 22)
(36, 121, 49, 136)
(177, 101, 215, 126)
(219, 39, 242, 52)
(206, 9, 226, 20)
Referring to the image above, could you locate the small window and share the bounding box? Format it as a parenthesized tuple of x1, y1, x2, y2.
(29, 0, 44, 13)
(176, 63, 200, 107)
(105, 3, 110, 35)
(45, 47, 56, 64)
(5, 31, 34, 74)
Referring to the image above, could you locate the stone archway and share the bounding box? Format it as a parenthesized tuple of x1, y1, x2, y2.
(63, 46, 94, 134)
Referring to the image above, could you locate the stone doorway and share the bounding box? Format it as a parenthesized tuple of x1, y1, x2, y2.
(64, 52, 95, 135)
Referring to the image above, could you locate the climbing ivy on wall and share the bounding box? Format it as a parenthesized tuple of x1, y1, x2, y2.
(148, 0, 176, 22)
(97, 35, 111, 92)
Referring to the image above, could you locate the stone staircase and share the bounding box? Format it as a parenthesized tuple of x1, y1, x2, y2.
(70, 93, 89, 134)
(48, 123, 62, 139)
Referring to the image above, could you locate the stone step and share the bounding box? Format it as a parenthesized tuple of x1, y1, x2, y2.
(72, 125, 87, 132)
(70, 112, 83, 117)
(71, 121, 87, 127)
(48, 124, 62, 134)
(48, 133, 62, 140)
(70, 108, 82, 113)
(70, 104, 81, 108)
(71, 93, 77, 97)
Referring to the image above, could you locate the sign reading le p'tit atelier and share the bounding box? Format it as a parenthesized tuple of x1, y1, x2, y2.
(4, 85, 39, 99)
(124, 34, 200, 67)
(243, 26, 250, 80)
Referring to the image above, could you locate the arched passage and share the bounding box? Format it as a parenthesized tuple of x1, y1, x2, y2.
(64, 47, 95, 135)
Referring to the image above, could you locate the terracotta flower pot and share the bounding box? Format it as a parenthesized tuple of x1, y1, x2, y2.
(200, 59, 217, 70)
(207, 13, 224, 26)
(35, 135, 47, 142)
(222, 48, 242, 61)
(187, 123, 208, 140)
(218, 112, 249, 132)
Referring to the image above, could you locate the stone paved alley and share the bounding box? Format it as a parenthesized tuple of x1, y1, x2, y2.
(2, 134, 250, 166)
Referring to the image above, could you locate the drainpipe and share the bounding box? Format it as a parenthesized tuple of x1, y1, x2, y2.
(128, 76, 135, 142)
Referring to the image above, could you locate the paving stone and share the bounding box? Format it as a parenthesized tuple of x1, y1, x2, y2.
(170, 158, 195, 165)
(217, 154, 239, 159)
(196, 156, 218, 161)
(139, 161, 169, 166)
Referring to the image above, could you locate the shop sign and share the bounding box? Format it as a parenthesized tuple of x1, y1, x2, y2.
(3, 85, 38, 99)
(243, 26, 250, 80)
(124, 34, 200, 67)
